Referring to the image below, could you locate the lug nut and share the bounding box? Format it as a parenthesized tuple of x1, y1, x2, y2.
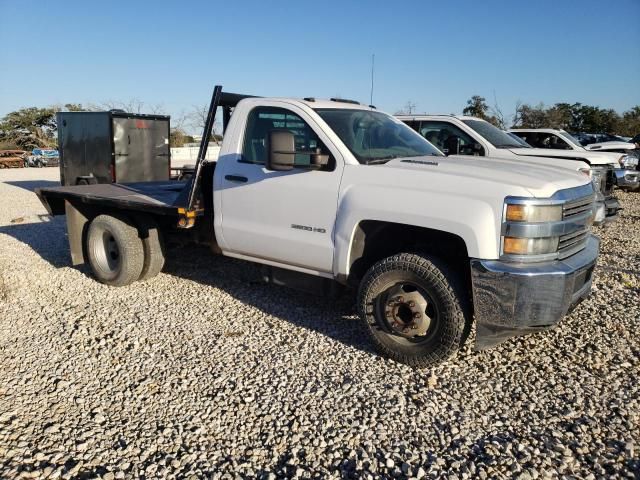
(396, 296, 404, 303)
(413, 312, 421, 319)
(408, 301, 415, 307)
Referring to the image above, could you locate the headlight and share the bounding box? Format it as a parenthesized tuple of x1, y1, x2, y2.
(503, 236, 559, 255)
(590, 167, 604, 192)
(505, 204, 563, 222)
(620, 155, 639, 169)
(579, 167, 592, 179)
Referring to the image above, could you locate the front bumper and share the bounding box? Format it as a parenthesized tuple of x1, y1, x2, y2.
(592, 194, 620, 225)
(614, 168, 640, 190)
(470, 235, 600, 349)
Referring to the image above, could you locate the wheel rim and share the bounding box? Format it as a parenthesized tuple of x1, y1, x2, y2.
(90, 226, 120, 277)
(375, 282, 439, 343)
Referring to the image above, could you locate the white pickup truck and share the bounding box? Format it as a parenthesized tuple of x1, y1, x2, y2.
(37, 87, 599, 367)
(397, 115, 621, 224)
(508, 128, 640, 192)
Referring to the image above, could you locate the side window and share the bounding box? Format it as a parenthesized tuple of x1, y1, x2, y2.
(511, 132, 529, 143)
(418, 121, 483, 156)
(403, 120, 419, 132)
(242, 106, 326, 167)
(527, 132, 570, 150)
(548, 134, 572, 150)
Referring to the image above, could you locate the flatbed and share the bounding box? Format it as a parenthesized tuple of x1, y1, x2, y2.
(37, 180, 193, 217)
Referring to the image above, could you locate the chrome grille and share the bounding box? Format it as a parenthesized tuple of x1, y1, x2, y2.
(563, 196, 593, 220)
(559, 193, 594, 258)
(558, 228, 590, 259)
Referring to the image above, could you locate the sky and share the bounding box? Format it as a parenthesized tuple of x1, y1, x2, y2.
(1, 0, 639, 132)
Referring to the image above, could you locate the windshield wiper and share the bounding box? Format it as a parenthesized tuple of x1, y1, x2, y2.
(364, 155, 398, 165)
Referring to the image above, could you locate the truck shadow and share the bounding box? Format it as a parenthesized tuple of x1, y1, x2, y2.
(0, 215, 74, 269)
(161, 245, 373, 356)
(6, 179, 60, 192)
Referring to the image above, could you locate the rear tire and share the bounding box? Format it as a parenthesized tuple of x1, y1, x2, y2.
(86, 214, 144, 286)
(135, 215, 165, 281)
(357, 252, 468, 368)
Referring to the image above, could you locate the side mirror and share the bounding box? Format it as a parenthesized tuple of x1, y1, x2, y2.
(472, 142, 483, 154)
(309, 149, 330, 168)
(267, 130, 295, 171)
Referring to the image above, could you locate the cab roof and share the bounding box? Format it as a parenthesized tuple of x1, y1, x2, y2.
(394, 114, 485, 122)
(239, 96, 377, 111)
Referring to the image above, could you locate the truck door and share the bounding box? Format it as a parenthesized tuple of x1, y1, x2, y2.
(218, 104, 343, 273)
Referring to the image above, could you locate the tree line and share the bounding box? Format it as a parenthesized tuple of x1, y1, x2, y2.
(395, 95, 640, 137)
(461, 95, 640, 136)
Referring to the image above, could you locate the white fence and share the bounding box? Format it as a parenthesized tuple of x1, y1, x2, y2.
(170, 145, 221, 168)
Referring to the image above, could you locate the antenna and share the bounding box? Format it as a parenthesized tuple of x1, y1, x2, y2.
(370, 54, 375, 106)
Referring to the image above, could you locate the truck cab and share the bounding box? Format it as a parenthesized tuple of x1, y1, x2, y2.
(36, 87, 601, 367)
(397, 115, 621, 223)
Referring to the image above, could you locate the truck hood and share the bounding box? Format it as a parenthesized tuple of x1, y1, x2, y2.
(585, 141, 635, 152)
(378, 155, 591, 198)
(508, 147, 617, 166)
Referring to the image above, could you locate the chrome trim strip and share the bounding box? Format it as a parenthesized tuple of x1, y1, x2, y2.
(505, 182, 594, 206)
(502, 211, 592, 238)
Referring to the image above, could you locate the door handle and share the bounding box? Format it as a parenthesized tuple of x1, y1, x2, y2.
(225, 174, 248, 183)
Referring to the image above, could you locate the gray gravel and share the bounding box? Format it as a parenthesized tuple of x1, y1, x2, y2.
(0, 167, 638, 479)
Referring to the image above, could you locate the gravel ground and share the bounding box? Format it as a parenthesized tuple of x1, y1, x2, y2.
(0, 167, 638, 479)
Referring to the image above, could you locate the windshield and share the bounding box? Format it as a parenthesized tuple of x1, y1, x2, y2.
(462, 119, 527, 149)
(506, 132, 531, 147)
(315, 109, 443, 163)
(557, 131, 583, 149)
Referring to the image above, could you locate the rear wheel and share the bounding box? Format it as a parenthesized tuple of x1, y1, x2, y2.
(135, 215, 165, 281)
(358, 252, 468, 368)
(86, 214, 144, 286)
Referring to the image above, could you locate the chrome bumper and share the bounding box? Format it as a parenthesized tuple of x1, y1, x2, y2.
(593, 195, 620, 225)
(615, 168, 640, 190)
(470, 235, 599, 350)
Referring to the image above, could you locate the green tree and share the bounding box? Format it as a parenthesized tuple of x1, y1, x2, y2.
(170, 127, 195, 147)
(463, 96, 490, 118)
(0, 107, 57, 149)
(462, 95, 503, 127)
(619, 106, 640, 137)
(513, 103, 548, 128)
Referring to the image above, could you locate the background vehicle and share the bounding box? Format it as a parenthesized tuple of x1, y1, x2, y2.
(25, 148, 60, 168)
(36, 86, 599, 367)
(510, 128, 639, 192)
(56, 110, 170, 185)
(398, 115, 619, 223)
(570, 132, 636, 154)
(0, 150, 26, 168)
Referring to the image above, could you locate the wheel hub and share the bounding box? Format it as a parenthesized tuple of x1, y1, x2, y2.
(384, 284, 431, 337)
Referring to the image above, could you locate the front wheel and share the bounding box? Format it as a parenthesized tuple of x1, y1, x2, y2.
(358, 252, 468, 368)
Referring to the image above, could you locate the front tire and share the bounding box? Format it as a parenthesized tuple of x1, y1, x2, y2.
(86, 214, 144, 286)
(358, 252, 468, 368)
